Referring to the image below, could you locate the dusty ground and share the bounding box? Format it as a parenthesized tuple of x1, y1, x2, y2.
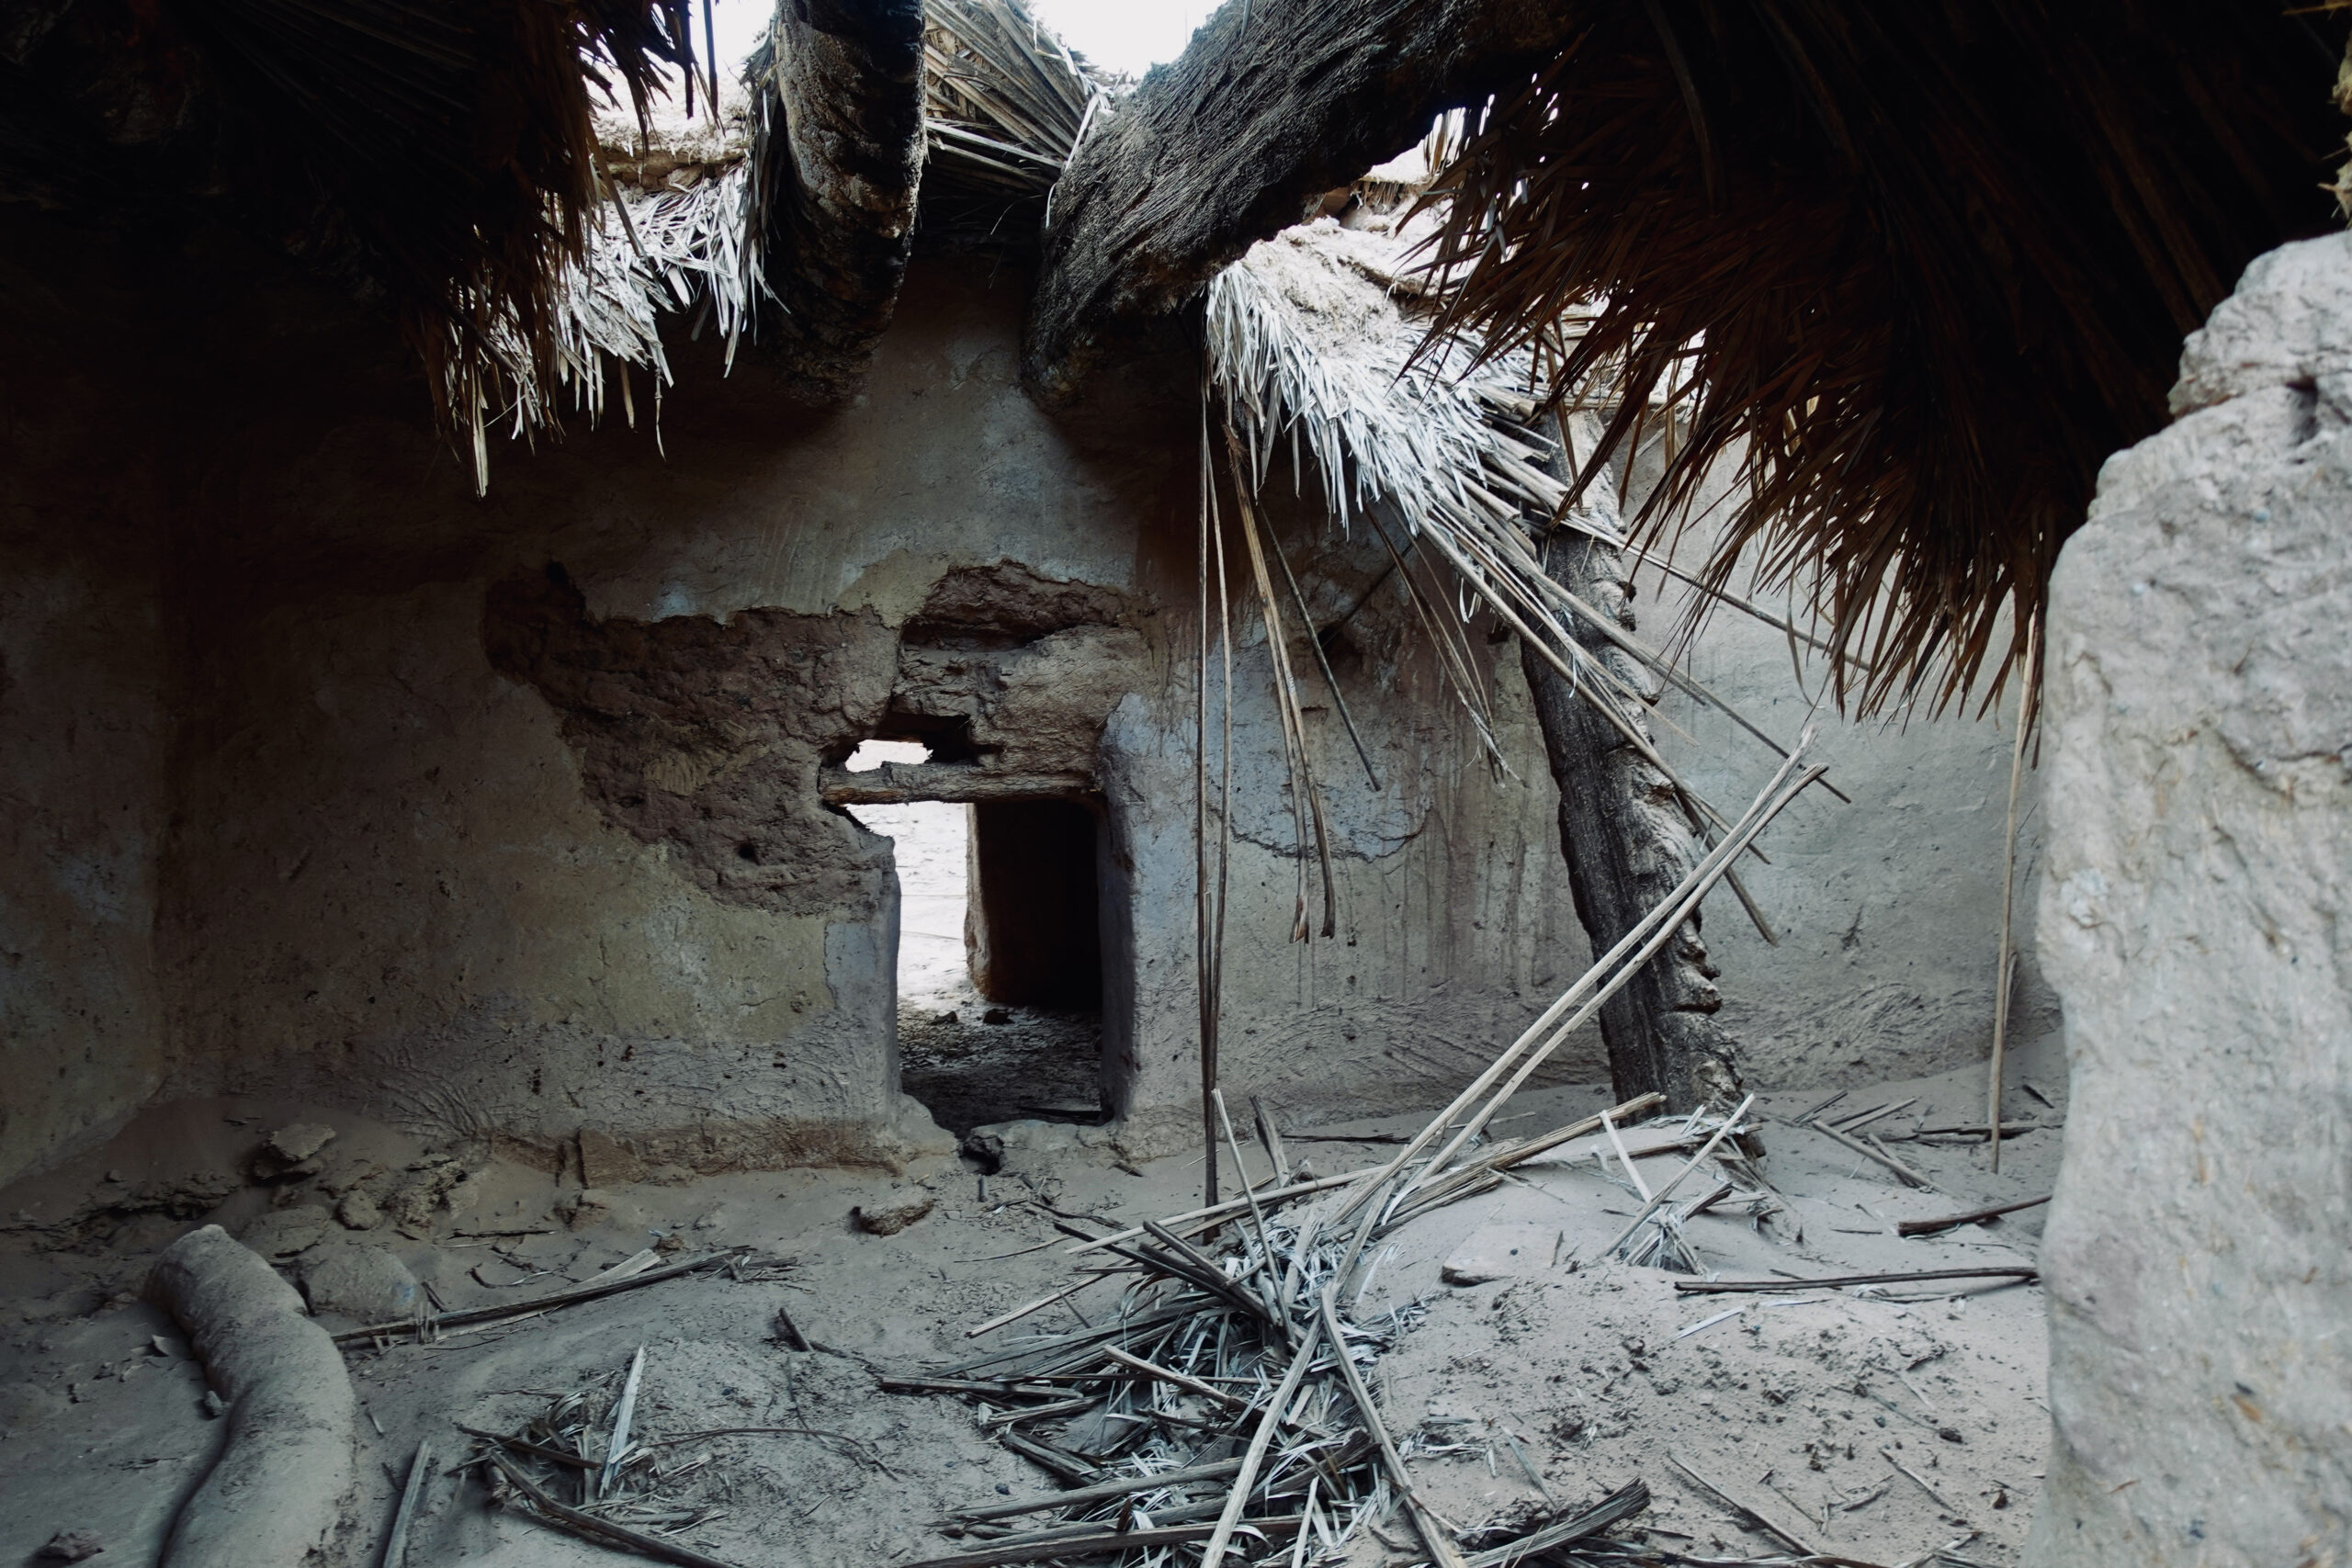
(0, 1026, 2064, 1568)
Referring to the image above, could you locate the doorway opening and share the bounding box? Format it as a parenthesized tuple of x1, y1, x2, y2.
(842, 740, 1104, 1134)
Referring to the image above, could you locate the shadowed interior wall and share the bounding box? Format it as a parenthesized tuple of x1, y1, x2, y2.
(0, 224, 172, 1185)
(967, 800, 1103, 1009)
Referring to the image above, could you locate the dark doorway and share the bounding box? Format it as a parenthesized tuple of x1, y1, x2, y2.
(968, 800, 1103, 1010)
(845, 760, 1107, 1137)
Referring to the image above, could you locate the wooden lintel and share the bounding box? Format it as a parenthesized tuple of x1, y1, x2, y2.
(820, 763, 1095, 806)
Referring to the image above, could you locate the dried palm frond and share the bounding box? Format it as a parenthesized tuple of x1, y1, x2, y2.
(1204, 222, 1811, 830)
(1412, 0, 2343, 715)
(921, 0, 1109, 242)
(443, 163, 755, 480)
(176, 0, 706, 490)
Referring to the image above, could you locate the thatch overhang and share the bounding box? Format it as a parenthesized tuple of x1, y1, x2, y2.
(8, 0, 2347, 710)
(1024, 0, 2349, 710)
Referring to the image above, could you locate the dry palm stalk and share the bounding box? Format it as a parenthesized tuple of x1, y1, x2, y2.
(1894, 1196, 2052, 1237)
(1676, 1268, 2039, 1296)
(1813, 1121, 1939, 1191)
(1224, 419, 1339, 941)
(1598, 1093, 1757, 1261)
(481, 1450, 736, 1568)
(380, 1437, 432, 1568)
(1367, 744, 1824, 1222)
(331, 1250, 750, 1345)
(1988, 613, 2042, 1173)
(948, 1458, 1250, 1524)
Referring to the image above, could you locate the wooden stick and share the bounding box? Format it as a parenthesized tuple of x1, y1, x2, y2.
(1675, 1268, 2039, 1295)
(1793, 1088, 1850, 1124)
(380, 1438, 431, 1568)
(1667, 1454, 1823, 1560)
(1601, 1110, 1654, 1201)
(1489, 1093, 1668, 1171)
(1894, 1195, 2051, 1236)
(483, 1450, 741, 1568)
(980, 1396, 1098, 1428)
(1813, 1121, 1938, 1190)
(963, 1277, 1112, 1338)
(900, 1517, 1305, 1568)
(1882, 1445, 1967, 1517)
(332, 1253, 738, 1344)
(880, 1376, 1068, 1398)
(948, 1458, 1250, 1523)
(1061, 1170, 1362, 1257)
(1100, 1346, 1250, 1411)
(1142, 1221, 1273, 1321)
(1212, 1089, 1279, 1291)
(1317, 1286, 1469, 1568)
(1828, 1098, 1916, 1135)
(1251, 1096, 1293, 1187)
(1597, 1094, 1754, 1259)
(995, 1430, 1101, 1484)
(1988, 613, 2041, 1174)
(1201, 1318, 1325, 1568)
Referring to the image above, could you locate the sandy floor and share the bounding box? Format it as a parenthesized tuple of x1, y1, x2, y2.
(0, 1027, 2065, 1568)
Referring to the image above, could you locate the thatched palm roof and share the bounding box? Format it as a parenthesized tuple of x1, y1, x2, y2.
(1029, 0, 2349, 710)
(1413, 0, 2346, 713)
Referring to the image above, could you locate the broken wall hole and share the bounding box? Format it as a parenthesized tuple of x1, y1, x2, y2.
(842, 741, 1106, 1136)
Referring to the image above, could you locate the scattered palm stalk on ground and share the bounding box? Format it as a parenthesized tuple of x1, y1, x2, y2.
(331, 1248, 776, 1347)
(463, 1341, 892, 1568)
(1408, 0, 2341, 716)
(883, 752, 1835, 1568)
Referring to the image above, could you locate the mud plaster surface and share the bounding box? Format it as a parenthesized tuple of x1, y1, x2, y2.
(0, 1031, 2064, 1568)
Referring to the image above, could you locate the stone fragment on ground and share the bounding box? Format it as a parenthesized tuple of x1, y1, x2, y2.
(298, 1245, 421, 1321)
(239, 1206, 332, 1258)
(853, 1195, 935, 1235)
(251, 1124, 336, 1181)
(1440, 1222, 1558, 1285)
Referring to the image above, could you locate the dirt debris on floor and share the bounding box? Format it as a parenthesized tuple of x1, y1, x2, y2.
(0, 1040, 2063, 1568)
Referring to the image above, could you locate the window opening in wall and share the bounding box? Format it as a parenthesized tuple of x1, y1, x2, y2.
(842, 740, 1103, 1134)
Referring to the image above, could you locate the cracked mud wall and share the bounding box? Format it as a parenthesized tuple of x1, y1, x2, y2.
(1, 215, 2068, 1187)
(152, 261, 1183, 1174)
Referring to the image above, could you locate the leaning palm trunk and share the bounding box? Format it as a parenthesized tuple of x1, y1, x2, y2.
(1523, 524, 1742, 1113)
(1204, 223, 1763, 1112)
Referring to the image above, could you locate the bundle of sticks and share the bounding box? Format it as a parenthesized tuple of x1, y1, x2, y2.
(886, 751, 1837, 1568)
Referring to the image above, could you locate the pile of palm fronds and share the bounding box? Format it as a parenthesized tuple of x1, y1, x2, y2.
(921, 0, 1110, 243)
(895, 751, 1826, 1568)
(1412, 0, 2344, 715)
